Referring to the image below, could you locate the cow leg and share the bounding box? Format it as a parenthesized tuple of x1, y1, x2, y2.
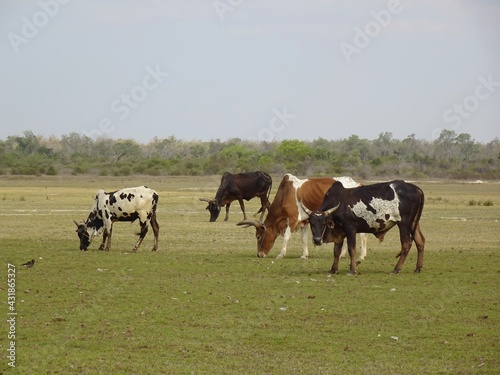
(299, 225, 309, 259)
(346, 232, 358, 275)
(99, 232, 107, 250)
(392, 227, 412, 274)
(276, 224, 292, 259)
(330, 243, 343, 274)
(237, 199, 247, 221)
(150, 213, 160, 251)
(104, 226, 113, 251)
(358, 233, 368, 261)
(133, 221, 149, 252)
(224, 204, 231, 221)
(339, 241, 348, 259)
(413, 224, 425, 273)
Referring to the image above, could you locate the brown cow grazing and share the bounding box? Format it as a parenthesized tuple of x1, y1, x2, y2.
(237, 174, 368, 259)
(307, 180, 425, 274)
(200, 171, 272, 222)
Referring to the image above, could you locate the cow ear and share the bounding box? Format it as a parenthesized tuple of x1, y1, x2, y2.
(326, 220, 335, 229)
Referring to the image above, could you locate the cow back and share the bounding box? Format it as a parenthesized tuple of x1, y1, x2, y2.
(216, 171, 271, 203)
(296, 178, 336, 212)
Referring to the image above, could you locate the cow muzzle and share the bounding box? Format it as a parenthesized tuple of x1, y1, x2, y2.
(312, 237, 323, 246)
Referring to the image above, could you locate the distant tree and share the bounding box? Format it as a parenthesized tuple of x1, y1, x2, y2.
(274, 139, 312, 175)
(0, 131, 497, 178)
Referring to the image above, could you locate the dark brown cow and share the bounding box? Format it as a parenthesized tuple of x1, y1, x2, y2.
(237, 174, 367, 259)
(200, 171, 272, 222)
(307, 180, 425, 274)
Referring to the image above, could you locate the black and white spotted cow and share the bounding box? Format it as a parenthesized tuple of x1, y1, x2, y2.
(307, 180, 425, 274)
(74, 186, 159, 252)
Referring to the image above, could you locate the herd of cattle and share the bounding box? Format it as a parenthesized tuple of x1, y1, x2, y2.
(74, 171, 425, 274)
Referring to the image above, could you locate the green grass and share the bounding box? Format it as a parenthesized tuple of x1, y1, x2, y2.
(1, 176, 499, 374)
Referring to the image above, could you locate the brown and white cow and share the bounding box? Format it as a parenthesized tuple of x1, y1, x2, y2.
(307, 180, 425, 274)
(237, 174, 367, 260)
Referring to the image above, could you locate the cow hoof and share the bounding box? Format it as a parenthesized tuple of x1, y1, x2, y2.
(391, 269, 400, 275)
(300, 255, 309, 260)
(276, 254, 284, 259)
(414, 268, 422, 273)
(329, 270, 339, 275)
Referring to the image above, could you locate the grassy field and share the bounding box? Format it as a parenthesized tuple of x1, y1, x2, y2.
(1, 175, 499, 374)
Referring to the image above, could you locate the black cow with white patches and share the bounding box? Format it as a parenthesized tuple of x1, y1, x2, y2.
(307, 180, 425, 274)
(74, 186, 159, 252)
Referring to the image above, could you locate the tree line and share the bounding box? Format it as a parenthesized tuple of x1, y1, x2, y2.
(0, 130, 498, 179)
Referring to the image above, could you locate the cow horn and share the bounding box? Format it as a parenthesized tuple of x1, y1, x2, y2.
(237, 220, 261, 229)
(73, 220, 80, 227)
(300, 202, 313, 216)
(199, 198, 212, 203)
(322, 202, 341, 216)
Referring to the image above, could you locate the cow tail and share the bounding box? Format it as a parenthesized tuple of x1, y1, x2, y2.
(256, 173, 272, 216)
(265, 176, 272, 209)
(411, 186, 425, 238)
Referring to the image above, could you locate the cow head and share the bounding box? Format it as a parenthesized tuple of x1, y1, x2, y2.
(302, 203, 340, 246)
(73, 215, 103, 250)
(73, 220, 92, 250)
(199, 198, 221, 222)
(237, 220, 278, 257)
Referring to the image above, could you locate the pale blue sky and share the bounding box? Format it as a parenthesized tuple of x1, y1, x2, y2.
(1, 0, 499, 143)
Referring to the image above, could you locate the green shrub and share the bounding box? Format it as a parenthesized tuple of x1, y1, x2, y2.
(46, 165, 58, 175)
